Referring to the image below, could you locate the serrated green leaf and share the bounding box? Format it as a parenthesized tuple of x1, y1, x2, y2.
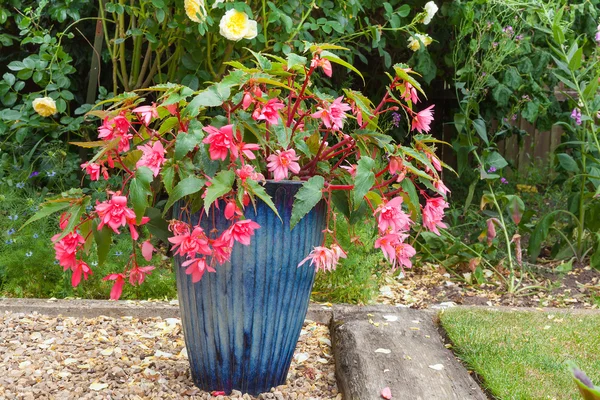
(247, 179, 281, 221)
(286, 53, 307, 70)
(174, 130, 204, 160)
(164, 176, 206, 214)
(291, 176, 324, 229)
(203, 170, 234, 213)
(54, 198, 90, 241)
(352, 156, 375, 209)
(21, 201, 71, 230)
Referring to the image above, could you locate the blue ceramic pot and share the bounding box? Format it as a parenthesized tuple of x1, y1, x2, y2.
(175, 180, 326, 395)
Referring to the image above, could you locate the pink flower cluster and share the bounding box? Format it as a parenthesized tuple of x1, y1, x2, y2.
(373, 197, 416, 270)
(298, 244, 346, 272)
(168, 217, 260, 282)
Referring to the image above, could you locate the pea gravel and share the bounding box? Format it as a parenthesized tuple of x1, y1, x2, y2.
(0, 312, 340, 400)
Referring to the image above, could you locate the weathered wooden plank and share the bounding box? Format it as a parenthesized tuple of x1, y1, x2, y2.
(332, 305, 487, 400)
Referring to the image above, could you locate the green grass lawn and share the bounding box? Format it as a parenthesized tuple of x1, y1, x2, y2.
(440, 307, 600, 400)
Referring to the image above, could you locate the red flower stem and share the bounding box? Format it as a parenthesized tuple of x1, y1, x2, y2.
(384, 187, 405, 198)
(322, 146, 353, 161)
(326, 184, 354, 191)
(375, 165, 389, 178)
(359, 79, 399, 130)
(374, 176, 397, 189)
(286, 65, 315, 127)
(320, 137, 354, 159)
(330, 151, 355, 171)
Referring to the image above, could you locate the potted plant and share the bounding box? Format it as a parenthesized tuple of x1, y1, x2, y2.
(26, 45, 449, 395)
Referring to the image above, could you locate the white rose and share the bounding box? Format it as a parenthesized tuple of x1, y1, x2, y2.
(184, 0, 206, 23)
(219, 9, 257, 41)
(212, 0, 225, 9)
(423, 1, 438, 25)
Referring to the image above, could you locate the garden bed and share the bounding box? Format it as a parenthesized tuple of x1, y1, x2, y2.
(0, 311, 338, 399)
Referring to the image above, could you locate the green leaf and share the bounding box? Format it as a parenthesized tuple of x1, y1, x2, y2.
(290, 176, 324, 229)
(21, 201, 71, 229)
(331, 190, 350, 219)
(352, 156, 375, 209)
(164, 176, 206, 214)
(320, 50, 364, 83)
(174, 129, 204, 160)
(185, 84, 231, 116)
(247, 179, 281, 220)
(93, 223, 112, 267)
(203, 170, 234, 213)
(272, 123, 291, 149)
(472, 119, 489, 145)
(568, 47, 583, 71)
(286, 53, 307, 70)
(54, 198, 90, 241)
(557, 153, 579, 173)
(401, 179, 421, 218)
(486, 152, 508, 170)
(145, 206, 170, 243)
(528, 213, 556, 262)
(130, 167, 154, 223)
(161, 163, 176, 194)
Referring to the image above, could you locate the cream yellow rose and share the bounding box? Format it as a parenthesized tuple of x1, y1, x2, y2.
(32, 97, 57, 117)
(185, 0, 206, 23)
(407, 34, 432, 52)
(219, 9, 257, 41)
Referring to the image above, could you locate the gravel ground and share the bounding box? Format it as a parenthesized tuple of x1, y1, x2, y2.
(0, 312, 339, 400)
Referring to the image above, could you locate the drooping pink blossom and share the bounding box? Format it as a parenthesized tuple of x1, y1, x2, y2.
(340, 164, 357, 177)
(126, 215, 150, 241)
(129, 265, 155, 286)
(81, 162, 101, 181)
(98, 115, 132, 152)
(182, 257, 216, 283)
(132, 104, 158, 125)
(434, 179, 450, 196)
(224, 201, 243, 220)
(266, 149, 301, 181)
(136, 140, 166, 177)
(71, 260, 92, 287)
(103, 273, 125, 300)
(202, 124, 237, 161)
(223, 219, 261, 246)
(298, 244, 346, 272)
(141, 240, 155, 261)
(238, 142, 260, 160)
(168, 220, 190, 236)
(95, 194, 137, 235)
(389, 157, 403, 175)
(411, 105, 435, 133)
(422, 197, 448, 235)
(401, 82, 419, 104)
(374, 233, 401, 264)
(58, 212, 70, 230)
(311, 96, 352, 130)
(311, 56, 333, 77)
(236, 164, 265, 182)
(427, 152, 442, 172)
(168, 226, 212, 258)
(254, 98, 285, 125)
(395, 242, 416, 269)
(242, 92, 253, 110)
(211, 235, 233, 264)
(52, 232, 85, 269)
(375, 197, 412, 234)
(163, 103, 178, 116)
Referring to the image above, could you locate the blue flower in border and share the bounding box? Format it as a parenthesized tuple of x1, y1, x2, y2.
(47, 171, 56, 177)
(7, 229, 15, 236)
(25, 251, 32, 257)
(16, 182, 25, 189)
(33, 233, 39, 239)
(8, 215, 18, 221)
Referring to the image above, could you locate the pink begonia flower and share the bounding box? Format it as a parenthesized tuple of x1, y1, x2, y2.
(129, 265, 155, 286)
(236, 164, 265, 182)
(141, 240, 155, 261)
(103, 273, 125, 300)
(169, 220, 190, 236)
(224, 201, 243, 220)
(349, 101, 363, 126)
(202, 124, 238, 161)
(427, 152, 442, 172)
(266, 149, 301, 181)
(374, 233, 401, 264)
(434, 179, 450, 196)
(58, 212, 70, 230)
(52, 232, 85, 269)
(132, 104, 158, 125)
(126, 215, 150, 241)
(298, 244, 346, 272)
(71, 260, 92, 287)
(402, 82, 419, 104)
(311, 96, 352, 131)
(81, 162, 101, 181)
(242, 92, 253, 110)
(163, 103, 178, 116)
(98, 115, 132, 152)
(95, 194, 137, 235)
(340, 164, 357, 177)
(422, 197, 449, 235)
(375, 197, 412, 234)
(238, 142, 260, 160)
(411, 105, 435, 133)
(212, 234, 233, 264)
(182, 257, 216, 283)
(311, 56, 333, 77)
(168, 226, 212, 258)
(223, 219, 261, 246)
(389, 157, 403, 175)
(136, 140, 166, 177)
(395, 242, 416, 270)
(254, 98, 285, 125)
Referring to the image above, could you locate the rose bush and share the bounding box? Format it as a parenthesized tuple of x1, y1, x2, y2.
(26, 44, 449, 299)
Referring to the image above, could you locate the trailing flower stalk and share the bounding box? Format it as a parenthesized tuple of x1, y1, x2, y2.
(28, 44, 449, 300)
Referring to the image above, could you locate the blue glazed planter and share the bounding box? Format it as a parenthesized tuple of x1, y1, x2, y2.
(174, 180, 326, 395)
